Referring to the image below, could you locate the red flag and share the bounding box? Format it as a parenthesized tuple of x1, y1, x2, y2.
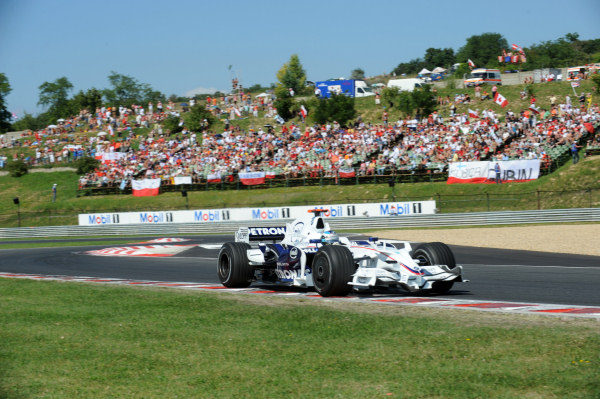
(494, 93, 508, 108)
(468, 109, 479, 118)
(132, 179, 161, 196)
(206, 172, 221, 183)
(511, 43, 524, 53)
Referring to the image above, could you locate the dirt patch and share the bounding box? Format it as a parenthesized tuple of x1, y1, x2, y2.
(372, 224, 600, 256)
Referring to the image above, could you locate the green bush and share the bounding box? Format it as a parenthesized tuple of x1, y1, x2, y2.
(74, 156, 100, 175)
(162, 115, 183, 135)
(183, 104, 215, 132)
(311, 94, 357, 126)
(7, 160, 28, 177)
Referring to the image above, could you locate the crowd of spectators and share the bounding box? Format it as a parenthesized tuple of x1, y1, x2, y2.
(1, 89, 598, 189)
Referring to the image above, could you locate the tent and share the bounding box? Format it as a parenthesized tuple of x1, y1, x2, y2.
(255, 92, 269, 98)
(418, 68, 431, 75)
(432, 67, 446, 73)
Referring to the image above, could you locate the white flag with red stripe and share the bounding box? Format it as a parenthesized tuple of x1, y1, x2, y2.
(511, 43, 524, 53)
(132, 179, 161, 196)
(300, 105, 307, 118)
(528, 104, 540, 114)
(467, 59, 476, 69)
(468, 109, 479, 118)
(239, 171, 266, 185)
(494, 93, 508, 108)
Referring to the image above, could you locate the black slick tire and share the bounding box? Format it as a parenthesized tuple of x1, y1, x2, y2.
(413, 242, 456, 294)
(312, 245, 355, 297)
(218, 242, 253, 288)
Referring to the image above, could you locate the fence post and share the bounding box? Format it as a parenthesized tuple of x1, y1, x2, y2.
(588, 188, 593, 208)
(436, 193, 442, 213)
(537, 190, 541, 210)
(486, 193, 490, 212)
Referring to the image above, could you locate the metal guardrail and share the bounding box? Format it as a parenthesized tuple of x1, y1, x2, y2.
(0, 208, 598, 239)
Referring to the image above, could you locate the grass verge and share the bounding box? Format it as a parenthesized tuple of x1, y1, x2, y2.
(1, 279, 598, 398)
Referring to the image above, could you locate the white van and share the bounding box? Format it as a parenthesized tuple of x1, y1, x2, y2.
(386, 78, 426, 92)
(464, 68, 502, 87)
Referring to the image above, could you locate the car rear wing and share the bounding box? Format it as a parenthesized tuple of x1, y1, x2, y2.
(235, 226, 287, 243)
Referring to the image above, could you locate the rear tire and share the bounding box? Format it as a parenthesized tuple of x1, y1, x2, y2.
(312, 245, 355, 297)
(413, 242, 456, 294)
(218, 242, 253, 288)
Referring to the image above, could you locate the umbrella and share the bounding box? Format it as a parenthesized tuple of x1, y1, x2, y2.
(57, 118, 65, 122)
(97, 132, 108, 136)
(255, 93, 269, 98)
(47, 124, 58, 128)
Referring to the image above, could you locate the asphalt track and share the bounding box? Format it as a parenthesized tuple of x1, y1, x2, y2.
(1, 234, 599, 307)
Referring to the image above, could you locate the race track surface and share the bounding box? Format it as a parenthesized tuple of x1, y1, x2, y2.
(1, 234, 599, 307)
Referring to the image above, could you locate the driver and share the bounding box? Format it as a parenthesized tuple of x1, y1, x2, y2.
(321, 230, 340, 244)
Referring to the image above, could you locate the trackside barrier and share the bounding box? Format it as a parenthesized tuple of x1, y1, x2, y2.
(0, 208, 598, 239)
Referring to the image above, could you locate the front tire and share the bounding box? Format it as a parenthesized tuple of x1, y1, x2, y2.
(413, 242, 456, 294)
(312, 245, 355, 297)
(218, 242, 253, 288)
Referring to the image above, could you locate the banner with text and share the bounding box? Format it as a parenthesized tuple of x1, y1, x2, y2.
(78, 200, 436, 226)
(448, 160, 540, 184)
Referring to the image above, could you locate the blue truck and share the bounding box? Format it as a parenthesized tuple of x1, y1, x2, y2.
(315, 79, 374, 98)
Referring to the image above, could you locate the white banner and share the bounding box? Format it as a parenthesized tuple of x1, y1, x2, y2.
(78, 200, 436, 225)
(448, 160, 540, 184)
(173, 176, 192, 185)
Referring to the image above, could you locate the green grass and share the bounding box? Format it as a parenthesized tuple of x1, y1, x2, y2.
(1, 279, 598, 398)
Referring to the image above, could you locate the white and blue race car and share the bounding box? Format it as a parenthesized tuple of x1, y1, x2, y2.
(218, 209, 465, 297)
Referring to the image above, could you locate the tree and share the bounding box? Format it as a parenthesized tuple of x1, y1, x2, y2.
(38, 76, 74, 120)
(456, 33, 508, 68)
(565, 32, 580, 42)
(311, 94, 356, 125)
(183, 104, 215, 132)
(0, 73, 12, 132)
(103, 71, 165, 107)
(7, 160, 28, 177)
(411, 85, 437, 118)
(276, 54, 307, 95)
(273, 86, 295, 121)
(350, 68, 365, 80)
(74, 157, 100, 174)
(71, 88, 103, 113)
(11, 112, 47, 131)
(424, 48, 455, 68)
(393, 58, 427, 76)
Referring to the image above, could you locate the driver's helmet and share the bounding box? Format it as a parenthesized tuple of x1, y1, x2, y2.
(321, 230, 339, 244)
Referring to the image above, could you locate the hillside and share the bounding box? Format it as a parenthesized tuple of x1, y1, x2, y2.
(0, 154, 598, 227)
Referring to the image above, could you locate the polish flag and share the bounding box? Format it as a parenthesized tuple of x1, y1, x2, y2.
(467, 59, 476, 69)
(300, 105, 307, 118)
(468, 109, 479, 118)
(511, 43, 524, 53)
(233, 108, 242, 117)
(206, 172, 221, 183)
(528, 104, 540, 114)
(265, 171, 278, 179)
(338, 167, 356, 178)
(239, 171, 266, 185)
(132, 179, 161, 196)
(494, 93, 509, 108)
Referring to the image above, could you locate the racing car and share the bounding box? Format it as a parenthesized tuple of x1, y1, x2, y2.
(217, 209, 465, 297)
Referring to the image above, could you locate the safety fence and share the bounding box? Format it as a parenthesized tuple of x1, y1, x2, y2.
(1, 187, 598, 229)
(0, 208, 598, 239)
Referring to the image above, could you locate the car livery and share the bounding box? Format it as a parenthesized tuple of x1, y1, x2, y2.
(217, 210, 466, 297)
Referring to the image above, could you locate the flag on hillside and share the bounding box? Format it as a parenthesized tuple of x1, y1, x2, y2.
(300, 105, 307, 118)
(233, 107, 242, 117)
(132, 179, 161, 197)
(494, 93, 509, 108)
(467, 59, 476, 69)
(206, 172, 221, 183)
(468, 109, 479, 118)
(528, 104, 540, 114)
(265, 171, 278, 179)
(239, 171, 266, 185)
(511, 43, 524, 53)
(338, 167, 356, 178)
(571, 80, 580, 88)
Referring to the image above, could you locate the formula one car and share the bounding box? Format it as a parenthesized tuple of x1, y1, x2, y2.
(217, 209, 465, 297)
